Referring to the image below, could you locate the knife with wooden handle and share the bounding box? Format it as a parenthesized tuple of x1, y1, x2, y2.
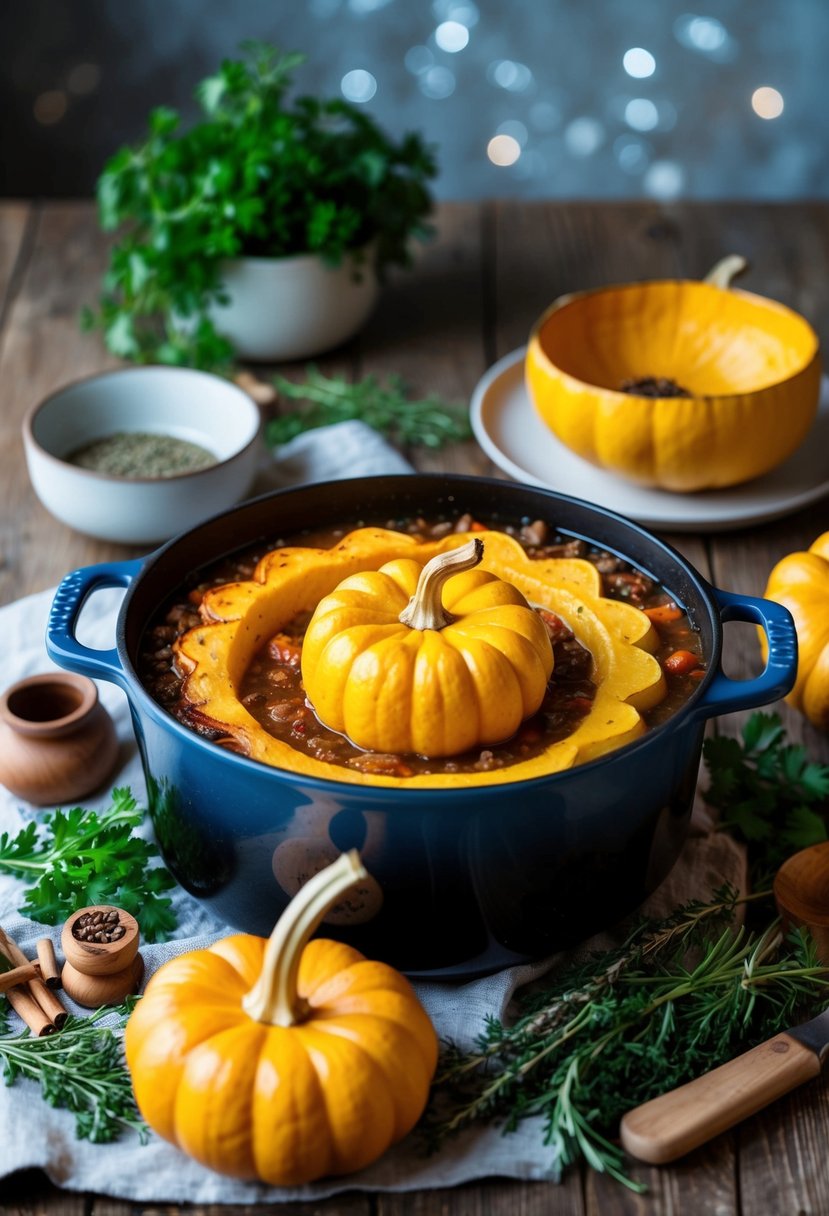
(619, 1006, 829, 1164)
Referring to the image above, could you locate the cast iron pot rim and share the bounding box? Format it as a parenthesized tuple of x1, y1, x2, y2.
(116, 472, 720, 802)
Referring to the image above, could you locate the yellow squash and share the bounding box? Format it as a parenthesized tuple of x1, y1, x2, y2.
(301, 538, 553, 755)
(526, 255, 821, 492)
(125, 851, 438, 1185)
(760, 533, 829, 730)
(175, 527, 667, 786)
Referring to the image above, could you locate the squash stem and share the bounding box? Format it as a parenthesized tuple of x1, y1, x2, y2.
(398, 537, 484, 631)
(242, 850, 368, 1027)
(704, 254, 748, 290)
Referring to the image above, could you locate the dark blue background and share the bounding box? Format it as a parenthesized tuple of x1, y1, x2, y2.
(2, 0, 824, 199)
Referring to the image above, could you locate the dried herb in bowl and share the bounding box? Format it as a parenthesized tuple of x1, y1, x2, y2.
(67, 432, 217, 478)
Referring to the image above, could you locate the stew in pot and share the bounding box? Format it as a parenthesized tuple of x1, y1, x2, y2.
(139, 513, 704, 777)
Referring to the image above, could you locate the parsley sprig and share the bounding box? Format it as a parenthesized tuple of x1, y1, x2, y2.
(0, 1002, 147, 1143)
(266, 367, 472, 449)
(0, 788, 177, 942)
(704, 712, 829, 881)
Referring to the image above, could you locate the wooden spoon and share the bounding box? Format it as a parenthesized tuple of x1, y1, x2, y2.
(773, 839, 829, 964)
(619, 840, 829, 1165)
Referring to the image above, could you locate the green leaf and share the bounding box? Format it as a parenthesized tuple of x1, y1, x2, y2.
(781, 804, 829, 850)
(0, 788, 178, 942)
(105, 313, 140, 358)
(197, 73, 227, 115)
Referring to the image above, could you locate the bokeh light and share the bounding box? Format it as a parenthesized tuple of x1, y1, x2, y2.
(752, 86, 784, 119)
(674, 14, 737, 61)
(623, 48, 656, 78)
(565, 117, 604, 156)
(419, 65, 455, 99)
(487, 133, 522, 166)
(644, 159, 685, 199)
(614, 134, 651, 174)
(625, 97, 659, 131)
(487, 59, 534, 92)
(33, 90, 67, 124)
(404, 45, 434, 75)
(340, 68, 377, 102)
(434, 20, 469, 52)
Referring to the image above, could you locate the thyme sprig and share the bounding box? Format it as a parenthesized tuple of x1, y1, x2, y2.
(266, 367, 472, 450)
(0, 1001, 147, 1143)
(425, 890, 829, 1190)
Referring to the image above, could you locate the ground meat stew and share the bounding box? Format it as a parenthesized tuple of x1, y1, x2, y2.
(138, 514, 705, 777)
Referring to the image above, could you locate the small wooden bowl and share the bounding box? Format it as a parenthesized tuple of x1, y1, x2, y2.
(61, 906, 139, 976)
(62, 953, 145, 1008)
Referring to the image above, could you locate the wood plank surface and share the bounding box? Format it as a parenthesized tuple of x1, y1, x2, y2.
(1, 200, 829, 1216)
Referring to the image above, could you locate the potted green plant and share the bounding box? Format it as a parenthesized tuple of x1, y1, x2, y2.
(85, 43, 437, 367)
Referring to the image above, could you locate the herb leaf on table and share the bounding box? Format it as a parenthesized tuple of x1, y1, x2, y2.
(265, 367, 472, 450)
(703, 712, 829, 880)
(0, 788, 177, 942)
(0, 1002, 147, 1143)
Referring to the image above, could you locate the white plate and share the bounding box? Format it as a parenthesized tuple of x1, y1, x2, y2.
(470, 347, 829, 532)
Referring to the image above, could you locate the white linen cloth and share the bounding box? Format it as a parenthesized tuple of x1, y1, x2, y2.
(0, 422, 745, 1201)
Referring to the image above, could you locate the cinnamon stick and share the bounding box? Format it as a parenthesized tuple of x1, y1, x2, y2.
(36, 938, 61, 988)
(0, 961, 41, 994)
(0, 926, 67, 1029)
(5, 985, 55, 1037)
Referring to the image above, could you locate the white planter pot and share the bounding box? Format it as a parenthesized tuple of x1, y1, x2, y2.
(209, 250, 380, 361)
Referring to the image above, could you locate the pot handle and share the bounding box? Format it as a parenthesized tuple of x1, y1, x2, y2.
(694, 587, 797, 719)
(46, 559, 143, 689)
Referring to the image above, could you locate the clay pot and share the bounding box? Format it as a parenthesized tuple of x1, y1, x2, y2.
(0, 673, 119, 805)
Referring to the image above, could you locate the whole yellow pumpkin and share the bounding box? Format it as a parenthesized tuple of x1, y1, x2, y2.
(761, 533, 829, 729)
(300, 538, 554, 756)
(124, 852, 438, 1184)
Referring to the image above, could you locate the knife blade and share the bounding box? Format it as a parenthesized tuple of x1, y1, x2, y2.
(619, 1006, 829, 1165)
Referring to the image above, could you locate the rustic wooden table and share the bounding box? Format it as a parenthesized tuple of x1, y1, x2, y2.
(2, 199, 829, 1215)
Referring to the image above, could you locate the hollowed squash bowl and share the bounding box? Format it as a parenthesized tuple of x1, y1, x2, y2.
(46, 475, 796, 979)
(526, 258, 821, 492)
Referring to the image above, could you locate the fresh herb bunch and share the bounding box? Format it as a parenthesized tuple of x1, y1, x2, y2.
(426, 889, 829, 1190)
(704, 712, 829, 883)
(84, 41, 436, 369)
(266, 367, 472, 449)
(0, 787, 177, 942)
(0, 1001, 147, 1143)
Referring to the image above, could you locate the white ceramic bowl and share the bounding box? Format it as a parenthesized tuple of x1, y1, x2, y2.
(208, 251, 379, 361)
(23, 367, 261, 544)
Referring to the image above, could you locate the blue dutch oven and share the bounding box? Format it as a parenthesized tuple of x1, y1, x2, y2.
(46, 475, 796, 979)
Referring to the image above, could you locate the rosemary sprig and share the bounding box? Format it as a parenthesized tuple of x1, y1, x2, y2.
(265, 367, 472, 449)
(425, 892, 829, 1190)
(0, 1001, 147, 1143)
